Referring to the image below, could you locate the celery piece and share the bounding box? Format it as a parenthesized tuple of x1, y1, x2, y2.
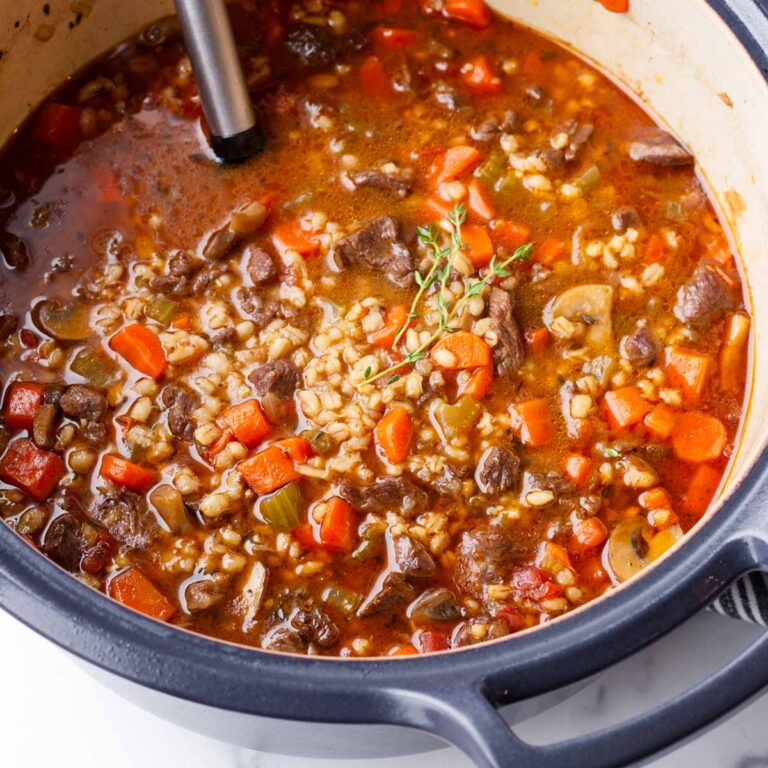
(70, 347, 118, 389)
(573, 164, 601, 192)
(146, 296, 177, 326)
(434, 396, 482, 441)
(259, 482, 304, 532)
(321, 584, 362, 615)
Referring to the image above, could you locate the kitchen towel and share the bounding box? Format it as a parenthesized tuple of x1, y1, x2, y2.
(711, 572, 768, 626)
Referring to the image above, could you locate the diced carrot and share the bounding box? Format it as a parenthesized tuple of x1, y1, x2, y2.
(643, 233, 668, 263)
(359, 55, 393, 99)
(573, 517, 608, 549)
(580, 555, 609, 589)
(110, 324, 167, 379)
(643, 403, 677, 441)
(665, 345, 712, 406)
(369, 304, 409, 348)
(294, 522, 321, 550)
(680, 464, 722, 518)
(272, 437, 314, 463)
(4, 381, 45, 430)
(272, 222, 320, 258)
(462, 224, 494, 267)
(173, 315, 192, 331)
(431, 331, 492, 370)
(598, 0, 629, 12)
(536, 541, 573, 573)
(0, 438, 65, 500)
(672, 411, 727, 463)
(491, 220, 531, 250)
(415, 630, 450, 653)
(238, 444, 300, 495)
(375, 406, 413, 463)
(522, 50, 543, 77)
(370, 26, 419, 48)
(442, 0, 492, 28)
(720, 313, 750, 393)
(319, 497, 358, 552)
(32, 102, 82, 150)
(109, 568, 175, 622)
(222, 400, 272, 448)
(563, 452, 591, 488)
(458, 365, 493, 400)
(466, 179, 496, 221)
(100, 455, 157, 492)
(524, 327, 550, 355)
(604, 385, 652, 429)
(434, 145, 481, 186)
(535, 238, 567, 267)
(638, 487, 673, 511)
(461, 55, 502, 95)
(208, 428, 233, 459)
(424, 194, 454, 222)
(509, 398, 555, 447)
(389, 643, 418, 656)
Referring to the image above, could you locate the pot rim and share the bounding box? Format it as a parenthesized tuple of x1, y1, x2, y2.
(0, 0, 767, 730)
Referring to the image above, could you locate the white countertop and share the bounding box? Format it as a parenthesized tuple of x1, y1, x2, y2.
(1, 607, 766, 767)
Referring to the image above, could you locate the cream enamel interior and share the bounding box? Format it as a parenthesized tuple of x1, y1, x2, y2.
(0, 0, 766, 555)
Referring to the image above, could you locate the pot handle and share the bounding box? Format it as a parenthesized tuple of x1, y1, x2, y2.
(405, 628, 768, 768)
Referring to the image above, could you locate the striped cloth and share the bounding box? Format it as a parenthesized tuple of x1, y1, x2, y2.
(710, 572, 768, 627)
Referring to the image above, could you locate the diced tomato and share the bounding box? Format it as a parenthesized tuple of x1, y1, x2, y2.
(443, 0, 492, 29)
(222, 400, 272, 448)
(495, 605, 527, 632)
(319, 497, 358, 552)
(371, 26, 418, 48)
(4, 381, 45, 430)
(100, 455, 157, 492)
(415, 629, 450, 653)
(32, 102, 82, 150)
(461, 55, 502, 95)
(512, 565, 562, 602)
(359, 55, 394, 99)
(0, 438, 65, 500)
(109, 568, 175, 621)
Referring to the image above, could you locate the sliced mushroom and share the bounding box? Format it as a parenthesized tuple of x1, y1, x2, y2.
(36, 300, 91, 341)
(607, 517, 651, 582)
(241, 561, 268, 632)
(149, 484, 188, 533)
(407, 587, 461, 624)
(543, 284, 614, 350)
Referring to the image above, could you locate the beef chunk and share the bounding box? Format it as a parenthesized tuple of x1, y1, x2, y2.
(32, 403, 58, 449)
(619, 324, 660, 366)
(348, 170, 412, 198)
(169, 252, 198, 276)
(0, 313, 18, 342)
(82, 420, 108, 446)
(674, 263, 734, 326)
(563, 122, 594, 162)
(451, 617, 509, 648)
(392, 532, 436, 578)
(60, 384, 108, 422)
(150, 252, 200, 296)
(210, 327, 237, 349)
(291, 605, 340, 648)
(236, 287, 279, 327)
(408, 588, 461, 623)
(190, 263, 227, 293)
(248, 359, 300, 400)
(611, 206, 641, 233)
(432, 81, 470, 111)
(43, 384, 65, 405)
(430, 463, 464, 498)
(89, 491, 159, 548)
(488, 287, 524, 376)
(629, 131, 693, 166)
(357, 571, 415, 618)
(475, 446, 520, 496)
(471, 109, 517, 140)
(454, 526, 519, 597)
(284, 22, 338, 67)
(330, 216, 414, 288)
(42, 513, 84, 571)
(1, 234, 31, 271)
(338, 477, 428, 518)
(162, 384, 199, 442)
(185, 575, 228, 613)
(520, 471, 574, 505)
(246, 245, 279, 286)
(262, 626, 307, 654)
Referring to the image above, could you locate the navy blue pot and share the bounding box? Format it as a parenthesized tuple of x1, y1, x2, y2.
(2, 1, 768, 766)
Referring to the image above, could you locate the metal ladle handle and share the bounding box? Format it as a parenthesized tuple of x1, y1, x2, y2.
(173, 0, 264, 163)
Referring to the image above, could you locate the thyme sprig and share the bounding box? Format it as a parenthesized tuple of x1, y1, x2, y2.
(358, 204, 532, 389)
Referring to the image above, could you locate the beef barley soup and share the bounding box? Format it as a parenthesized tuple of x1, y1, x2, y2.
(0, 0, 749, 656)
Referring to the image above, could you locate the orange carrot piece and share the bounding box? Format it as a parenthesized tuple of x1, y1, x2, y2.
(522, 50, 543, 77)
(319, 497, 358, 552)
(109, 568, 175, 621)
(491, 220, 531, 250)
(598, 0, 629, 12)
(573, 517, 608, 549)
(466, 179, 496, 221)
(643, 233, 668, 263)
(424, 194, 454, 222)
(458, 365, 493, 400)
(643, 403, 677, 440)
(370, 26, 419, 48)
(375, 406, 413, 463)
(389, 643, 419, 656)
(672, 411, 727, 463)
(604, 386, 652, 429)
(535, 238, 567, 266)
(359, 55, 393, 98)
(435, 145, 481, 186)
(665, 345, 712, 406)
(442, 0, 492, 28)
(524, 327, 550, 355)
(110, 324, 167, 379)
(462, 225, 494, 267)
(272, 222, 319, 258)
(272, 437, 314, 463)
(369, 304, 409, 348)
(100, 455, 157, 492)
(430, 331, 492, 370)
(509, 398, 555, 447)
(4, 381, 45, 429)
(222, 400, 272, 448)
(461, 55, 502, 95)
(173, 315, 192, 331)
(238, 444, 300, 495)
(680, 464, 722, 518)
(563, 452, 591, 488)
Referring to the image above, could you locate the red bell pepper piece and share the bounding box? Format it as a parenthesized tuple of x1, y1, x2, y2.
(0, 438, 65, 500)
(4, 381, 45, 430)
